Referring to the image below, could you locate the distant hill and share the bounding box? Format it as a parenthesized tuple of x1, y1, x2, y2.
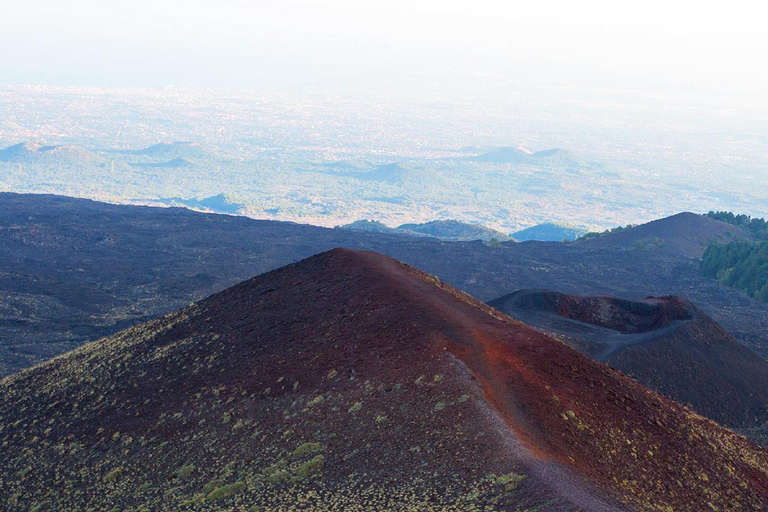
(314, 162, 425, 184)
(129, 158, 193, 168)
(338, 219, 510, 241)
(513, 223, 588, 242)
(527, 148, 600, 170)
(155, 193, 244, 214)
(489, 290, 768, 433)
(469, 146, 532, 164)
(336, 219, 403, 235)
(356, 163, 418, 183)
(469, 146, 602, 170)
(397, 219, 510, 241)
(111, 141, 212, 160)
(578, 212, 755, 257)
(0, 142, 101, 166)
(1, 249, 766, 512)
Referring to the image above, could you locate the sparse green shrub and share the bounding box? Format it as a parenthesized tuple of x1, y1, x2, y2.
(176, 464, 196, 480)
(103, 468, 122, 483)
(486, 472, 526, 492)
(267, 469, 290, 483)
(306, 395, 324, 407)
(348, 402, 362, 413)
(292, 442, 323, 457)
(295, 455, 324, 479)
(200, 478, 225, 495)
(262, 463, 283, 476)
(206, 481, 246, 501)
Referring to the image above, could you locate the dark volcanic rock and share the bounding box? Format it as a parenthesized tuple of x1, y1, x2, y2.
(1, 249, 766, 511)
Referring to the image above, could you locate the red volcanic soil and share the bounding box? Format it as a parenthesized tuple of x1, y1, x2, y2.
(1, 249, 767, 511)
(579, 212, 754, 257)
(490, 289, 768, 434)
(499, 289, 694, 333)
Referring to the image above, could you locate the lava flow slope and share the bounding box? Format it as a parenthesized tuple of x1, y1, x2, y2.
(489, 290, 768, 436)
(578, 211, 754, 257)
(1, 249, 766, 512)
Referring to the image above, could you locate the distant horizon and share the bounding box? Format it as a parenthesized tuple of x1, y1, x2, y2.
(2, 1, 767, 102)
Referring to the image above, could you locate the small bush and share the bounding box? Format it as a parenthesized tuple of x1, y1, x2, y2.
(206, 481, 246, 501)
(200, 478, 224, 495)
(267, 469, 290, 483)
(292, 442, 323, 457)
(176, 464, 196, 480)
(103, 468, 122, 483)
(295, 455, 324, 479)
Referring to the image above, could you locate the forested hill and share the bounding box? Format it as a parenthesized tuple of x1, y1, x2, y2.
(702, 241, 768, 302)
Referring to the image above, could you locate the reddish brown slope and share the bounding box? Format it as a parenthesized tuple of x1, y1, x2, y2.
(489, 290, 768, 433)
(0, 249, 766, 512)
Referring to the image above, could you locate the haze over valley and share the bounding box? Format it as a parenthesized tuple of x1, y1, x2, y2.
(1, 84, 766, 235)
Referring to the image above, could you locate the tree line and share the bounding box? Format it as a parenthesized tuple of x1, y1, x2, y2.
(702, 240, 768, 303)
(706, 211, 768, 239)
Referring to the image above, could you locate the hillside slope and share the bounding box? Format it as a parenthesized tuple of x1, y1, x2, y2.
(490, 290, 768, 433)
(1, 250, 766, 512)
(513, 222, 587, 242)
(579, 212, 754, 257)
(2, 193, 768, 378)
(0, 142, 101, 165)
(397, 219, 510, 241)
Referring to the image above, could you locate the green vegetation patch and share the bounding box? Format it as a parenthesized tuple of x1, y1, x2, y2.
(295, 455, 324, 479)
(292, 442, 323, 457)
(706, 211, 768, 239)
(702, 241, 768, 302)
(103, 468, 123, 483)
(206, 481, 246, 501)
(175, 464, 196, 480)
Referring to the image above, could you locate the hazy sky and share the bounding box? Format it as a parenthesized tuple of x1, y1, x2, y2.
(1, 0, 767, 100)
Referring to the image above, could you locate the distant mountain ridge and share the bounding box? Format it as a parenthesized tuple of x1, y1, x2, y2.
(129, 157, 194, 168)
(317, 162, 436, 184)
(109, 141, 214, 161)
(339, 218, 510, 241)
(468, 146, 603, 170)
(0, 142, 101, 165)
